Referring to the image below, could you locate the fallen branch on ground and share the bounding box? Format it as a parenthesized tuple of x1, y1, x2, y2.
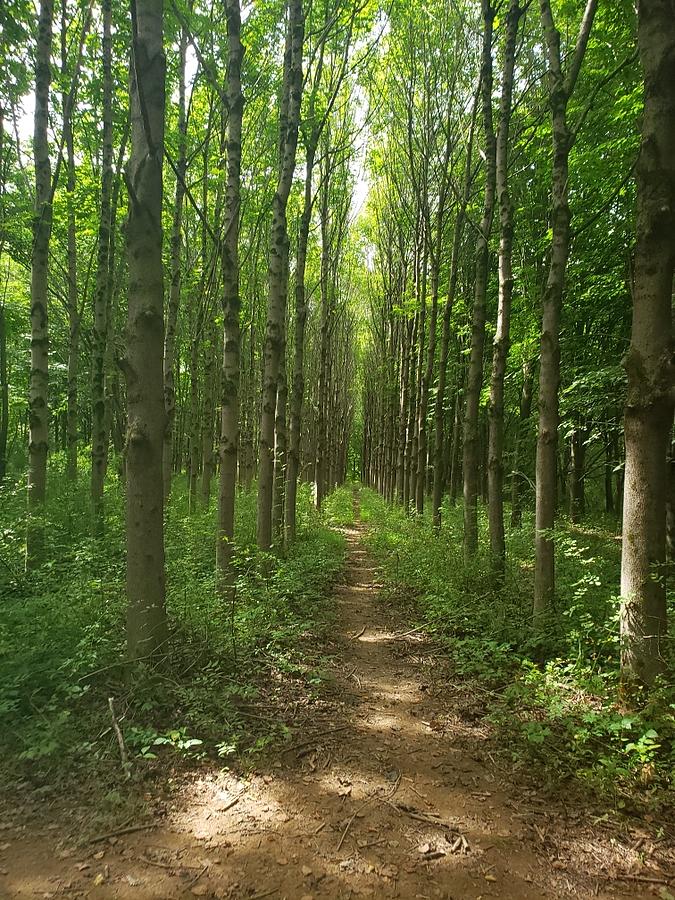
(89, 822, 156, 844)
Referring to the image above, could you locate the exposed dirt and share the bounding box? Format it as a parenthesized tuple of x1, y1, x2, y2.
(2, 515, 671, 899)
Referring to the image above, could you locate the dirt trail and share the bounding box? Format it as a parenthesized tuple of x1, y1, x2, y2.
(3, 518, 660, 898)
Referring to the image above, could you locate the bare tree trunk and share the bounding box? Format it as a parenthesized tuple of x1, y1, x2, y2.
(403, 312, 418, 508)
(123, 0, 167, 661)
(667, 422, 675, 562)
(620, 0, 675, 687)
(273, 328, 288, 542)
(0, 301, 8, 481)
(91, 0, 113, 517)
(188, 326, 201, 512)
(417, 123, 451, 516)
(286, 143, 314, 541)
(448, 369, 463, 503)
(62, 5, 79, 485)
(104, 121, 129, 474)
(216, 0, 243, 582)
(487, 0, 522, 571)
(463, 0, 496, 560)
(414, 235, 428, 514)
(533, 0, 597, 624)
(200, 324, 218, 506)
(510, 358, 534, 527)
(397, 320, 411, 503)
(26, 0, 54, 569)
(431, 110, 474, 526)
(162, 25, 187, 503)
(568, 425, 586, 522)
(257, 0, 303, 550)
(316, 160, 330, 510)
(0, 114, 7, 482)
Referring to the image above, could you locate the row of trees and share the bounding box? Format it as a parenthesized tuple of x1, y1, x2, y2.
(1, 0, 371, 658)
(1, 0, 672, 687)
(360, 0, 673, 686)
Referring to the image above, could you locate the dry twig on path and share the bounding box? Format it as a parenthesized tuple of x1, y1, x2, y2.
(108, 697, 132, 779)
(89, 822, 156, 844)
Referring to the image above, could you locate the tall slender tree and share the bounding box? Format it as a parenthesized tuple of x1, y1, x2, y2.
(91, 0, 114, 519)
(257, 0, 304, 550)
(62, 2, 78, 484)
(462, 0, 496, 560)
(620, 0, 675, 687)
(26, 0, 54, 569)
(162, 25, 188, 503)
(486, 0, 523, 571)
(123, 0, 167, 661)
(217, 0, 244, 586)
(533, 0, 598, 623)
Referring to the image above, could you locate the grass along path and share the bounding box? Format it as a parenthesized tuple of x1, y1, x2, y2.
(1, 501, 669, 898)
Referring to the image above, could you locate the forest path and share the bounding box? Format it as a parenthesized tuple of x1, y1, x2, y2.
(6, 510, 655, 899)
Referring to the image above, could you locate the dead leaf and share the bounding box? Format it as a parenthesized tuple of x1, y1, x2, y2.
(93, 873, 106, 886)
(191, 886, 209, 897)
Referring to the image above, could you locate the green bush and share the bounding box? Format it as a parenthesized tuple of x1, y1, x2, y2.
(0, 467, 346, 786)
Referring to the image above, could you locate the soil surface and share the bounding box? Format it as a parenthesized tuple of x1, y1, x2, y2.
(2, 517, 670, 899)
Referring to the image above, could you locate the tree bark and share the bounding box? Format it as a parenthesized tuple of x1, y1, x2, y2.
(431, 104, 475, 526)
(620, 0, 675, 687)
(91, 0, 114, 517)
(200, 323, 218, 506)
(272, 324, 288, 542)
(510, 358, 535, 527)
(162, 25, 188, 504)
(62, 5, 79, 485)
(217, 0, 243, 579)
(286, 141, 314, 541)
(0, 301, 8, 482)
(257, 0, 303, 550)
(316, 154, 331, 511)
(413, 231, 428, 514)
(0, 112, 6, 482)
(487, 0, 522, 572)
(462, 0, 496, 560)
(187, 322, 201, 512)
(26, 0, 54, 569)
(533, 0, 598, 624)
(568, 425, 586, 522)
(123, 0, 167, 662)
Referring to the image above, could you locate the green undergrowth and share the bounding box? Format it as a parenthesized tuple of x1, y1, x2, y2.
(359, 488, 675, 813)
(0, 460, 352, 798)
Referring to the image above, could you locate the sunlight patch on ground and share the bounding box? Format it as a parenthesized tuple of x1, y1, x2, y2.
(355, 628, 397, 642)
